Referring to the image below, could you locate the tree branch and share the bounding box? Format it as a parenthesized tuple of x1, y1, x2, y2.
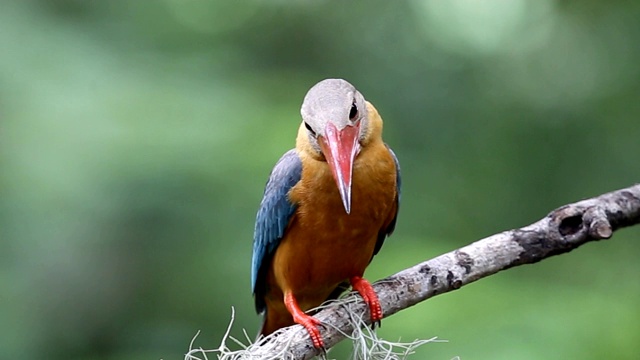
(248, 184, 640, 359)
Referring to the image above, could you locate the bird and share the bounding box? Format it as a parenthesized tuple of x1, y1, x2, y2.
(251, 78, 401, 348)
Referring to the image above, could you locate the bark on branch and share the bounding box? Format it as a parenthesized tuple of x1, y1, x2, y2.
(251, 184, 640, 359)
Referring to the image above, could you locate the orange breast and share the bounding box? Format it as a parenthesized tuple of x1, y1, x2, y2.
(269, 141, 397, 311)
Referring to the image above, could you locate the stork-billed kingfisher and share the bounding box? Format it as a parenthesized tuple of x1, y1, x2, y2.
(251, 78, 401, 348)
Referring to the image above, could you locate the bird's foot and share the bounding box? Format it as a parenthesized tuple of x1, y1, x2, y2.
(294, 312, 324, 349)
(284, 292, 325, 348)
(350, 276, 383, 327)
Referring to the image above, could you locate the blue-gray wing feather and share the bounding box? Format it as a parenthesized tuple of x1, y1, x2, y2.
(251, 149, 302, 313)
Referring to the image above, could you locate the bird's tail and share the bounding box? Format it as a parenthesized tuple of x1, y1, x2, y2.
(257, 309, 295, 341)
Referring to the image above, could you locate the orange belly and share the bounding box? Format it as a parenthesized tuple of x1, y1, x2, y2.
(271, 213, 380, 311)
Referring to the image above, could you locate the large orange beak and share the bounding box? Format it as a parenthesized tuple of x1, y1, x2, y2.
(319, 121, 361, 214)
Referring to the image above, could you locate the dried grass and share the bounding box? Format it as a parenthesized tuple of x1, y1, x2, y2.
(185, 300, 440, 360)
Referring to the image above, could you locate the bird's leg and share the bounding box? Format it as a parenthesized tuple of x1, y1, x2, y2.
(350, 276, 383, 326)
(284, 291, 324, 348)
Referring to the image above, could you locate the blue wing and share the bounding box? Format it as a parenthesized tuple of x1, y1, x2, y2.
(251, 149, 302, 313)
(373, 145, 401, 256)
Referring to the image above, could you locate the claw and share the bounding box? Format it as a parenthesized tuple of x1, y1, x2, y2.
(350, 276, 383, 325)
(284, 292, 325, 348)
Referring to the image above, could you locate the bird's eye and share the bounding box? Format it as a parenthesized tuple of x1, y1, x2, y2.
(349, 103, 358, 120)
(304, 122, 316, 136)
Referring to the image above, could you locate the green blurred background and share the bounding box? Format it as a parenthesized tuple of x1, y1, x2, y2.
(2, 1, 639, 359)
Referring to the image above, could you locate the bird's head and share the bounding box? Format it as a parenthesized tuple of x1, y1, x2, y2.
(300, 78, 369, 214)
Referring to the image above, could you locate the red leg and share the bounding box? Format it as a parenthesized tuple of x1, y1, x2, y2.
(350, 276, 383, 323)
(284, 291, 324, 348)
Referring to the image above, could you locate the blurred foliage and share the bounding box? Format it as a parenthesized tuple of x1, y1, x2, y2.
(1, 0, 639, 359)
